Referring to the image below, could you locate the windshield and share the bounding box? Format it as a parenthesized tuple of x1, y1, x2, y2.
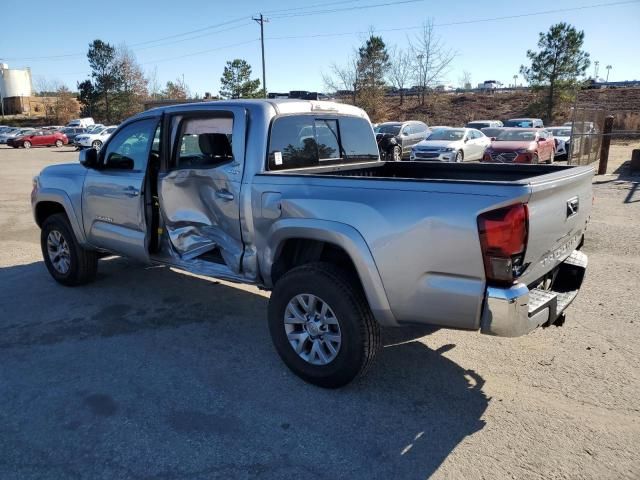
(375, 124, 401, 135)
(549, 128, 571, 137)
(504, 119, 533, 128)
(426, 129, 465, 141)
(482, 128, 503, 138)
(496, 130, 536, 141)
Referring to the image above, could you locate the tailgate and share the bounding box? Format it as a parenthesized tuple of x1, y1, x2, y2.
(520, 166, 594, 285)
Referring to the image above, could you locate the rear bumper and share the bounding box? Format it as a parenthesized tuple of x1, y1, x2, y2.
(480, 250, 587, 337)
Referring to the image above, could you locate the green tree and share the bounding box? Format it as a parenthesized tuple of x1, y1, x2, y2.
(219, 59, 261, 99)
(520, 23, 590, 122)
(87, 39, 123, 122)
(76, 79, 97, 117)
(355, 34, 390, 118)
(162, 78, 189, 100)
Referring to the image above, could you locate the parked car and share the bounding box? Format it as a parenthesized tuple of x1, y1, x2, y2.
(0, 127, 36, 144)
(8, 130, 69, 148)
(410, 128, 490, 162)
(480, 127, 506, 140)
(483, 128, 555, 164)
(61, 127, 87, 144)
(32, 99, 592, 388)
(466, 120, 503, 129)
(66, 117, 95, 128)
(504, 118, 544, 128)
(374, 121, 429, 160)
(85, 124, 104, 133)
(74, 126, 117, 150)
(547, 126, 572, 158)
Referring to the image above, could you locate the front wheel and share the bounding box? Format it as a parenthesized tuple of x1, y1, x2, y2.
(92, 140, 102, 151)
(455, 150, 464, 162)
(392, 145, 402, 161)
(41, 213, 98, 286)
(23, 141, 32, 149)
(531, 154, 539, 164)
(268, 262, 381, 388)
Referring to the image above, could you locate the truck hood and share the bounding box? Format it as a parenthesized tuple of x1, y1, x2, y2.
(40, 162, 87, 178)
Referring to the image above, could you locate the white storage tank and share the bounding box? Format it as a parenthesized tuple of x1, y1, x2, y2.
(0, 64, 33, 98)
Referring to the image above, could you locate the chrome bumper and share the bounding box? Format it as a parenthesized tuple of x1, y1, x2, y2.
(480, 250, 588, 337)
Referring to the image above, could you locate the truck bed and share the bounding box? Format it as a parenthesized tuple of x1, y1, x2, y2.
(268, 160, 579, 184)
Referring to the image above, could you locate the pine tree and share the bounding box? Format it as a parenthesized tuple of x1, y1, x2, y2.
(219, 59, 261, 99)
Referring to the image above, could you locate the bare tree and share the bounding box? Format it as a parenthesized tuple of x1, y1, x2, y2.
(458, 70, 472, 90)
(322, 52, 359, 104)
(387, 46, 412, 105)
(409, 20, 456, 104)
(33, 76, 61, 96)
(148, 66, 161, 100)
(114, 44, 149, 118)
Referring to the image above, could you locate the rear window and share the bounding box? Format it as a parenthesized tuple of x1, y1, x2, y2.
(505, 119, 533, 128)
(268, 115, 379, 170)
(467, 122, 490, 129)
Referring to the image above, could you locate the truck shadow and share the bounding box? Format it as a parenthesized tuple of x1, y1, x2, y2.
(0, 257, 488, 479)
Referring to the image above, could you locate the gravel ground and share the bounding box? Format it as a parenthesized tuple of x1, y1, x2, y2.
(0, 143, 638, 480)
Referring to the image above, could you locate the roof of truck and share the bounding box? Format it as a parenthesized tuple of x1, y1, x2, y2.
(140, 99, 369, 120)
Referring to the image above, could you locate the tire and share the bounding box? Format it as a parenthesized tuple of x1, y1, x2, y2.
(268, 262, 381, 388)
(392, 145, 402, 161)
(455, 150, 464, 162)
(548, 150, 554, 164)
(531, 154, 539, 164)
(92, 140, 102, 151)
(55, 139, 63, 147)
(23, 141, 31, 149)
(41, 213, 98, 286)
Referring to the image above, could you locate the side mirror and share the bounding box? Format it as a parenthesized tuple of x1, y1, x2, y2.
(490, 137, 497, 141)
(464, 137, 469, 143)
(79, 148, 99, 169)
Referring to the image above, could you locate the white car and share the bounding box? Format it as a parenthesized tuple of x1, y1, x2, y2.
(548, 126, 572, 158)
(74, 126, 117, 150)
(410, 127, 490, 162)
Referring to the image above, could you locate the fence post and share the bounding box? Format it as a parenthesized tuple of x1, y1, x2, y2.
(597, 115, 614, 175)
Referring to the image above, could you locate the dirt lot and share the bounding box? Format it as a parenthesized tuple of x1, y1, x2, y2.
(0, 143, 638, 479)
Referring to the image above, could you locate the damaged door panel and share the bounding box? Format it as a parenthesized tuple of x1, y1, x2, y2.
(158, 109, 247, 275)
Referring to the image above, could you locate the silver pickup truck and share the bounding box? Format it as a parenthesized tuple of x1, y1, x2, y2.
(32, 100, 592, 387)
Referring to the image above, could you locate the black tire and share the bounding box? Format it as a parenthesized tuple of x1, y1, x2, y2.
(532, 154, 539, 164)
(23, 141, 31, 149)
(548, 150, 554, 164)
(392, 145, 402, 161)
(455, 150, 464, 162)
(55, 139, 63, 147)
(268, 262, 381, 388)
(92, 140, 102, 150)
(41, 213, 98, 286)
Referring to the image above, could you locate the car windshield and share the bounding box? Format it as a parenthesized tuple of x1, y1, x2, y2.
(496, 130, 536, 141)
(427, 129, 464, 141)
(482, 128, 503, 138)
(375, 124, 401, 135)
(549, 128, 571, 137)
(504, 119, 533, 128)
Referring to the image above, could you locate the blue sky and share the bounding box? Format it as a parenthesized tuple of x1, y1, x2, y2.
(2, 0, 639, 96)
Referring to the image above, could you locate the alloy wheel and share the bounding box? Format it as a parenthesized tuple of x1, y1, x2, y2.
(46, 230, 71, 274)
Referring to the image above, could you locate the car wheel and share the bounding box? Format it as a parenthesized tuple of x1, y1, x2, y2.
(23, 141, 32, 149)
(532, 154, 539, 164)
(392, 145, 402, 161)
(55, 139, 63, 147)
(268, 262, 381, 388)
(41, 213, 98, 286)
(455, 150, 464, 162)
(92, 140, 102, 151)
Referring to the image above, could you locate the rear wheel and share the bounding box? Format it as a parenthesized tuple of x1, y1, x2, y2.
(55, 139, 63, 147)
(23, 141, 31, 149)
(268, 262, 381, 388)
(41, 213, 98, 286)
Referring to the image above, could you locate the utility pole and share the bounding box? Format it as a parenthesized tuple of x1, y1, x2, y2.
(513, 74, 518, 88)
(594, 60, 600, 80)
(253, 13, 268, 98)
(606, 65, 612, 82)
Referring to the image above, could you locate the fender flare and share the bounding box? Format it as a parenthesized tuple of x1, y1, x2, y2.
(34, 188, 88, 245)
(262, 218, 398, 327)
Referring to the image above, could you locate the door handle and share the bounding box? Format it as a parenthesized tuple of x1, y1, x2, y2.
(216, 189, 235, 201)
(123, 186, 140, 197)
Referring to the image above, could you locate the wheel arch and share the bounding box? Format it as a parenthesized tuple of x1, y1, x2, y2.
(33, 189, 88, 245)
(263, 219, 397, 326)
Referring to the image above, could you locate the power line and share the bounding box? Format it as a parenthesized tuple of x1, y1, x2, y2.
(139, 39, 259, 65)
(268, 0, 423, 18)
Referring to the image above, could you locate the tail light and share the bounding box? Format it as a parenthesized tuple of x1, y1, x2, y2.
(477, 204, 528, 285)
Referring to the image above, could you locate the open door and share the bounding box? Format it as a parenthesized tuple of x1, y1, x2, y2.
(158, 107, 246, 275)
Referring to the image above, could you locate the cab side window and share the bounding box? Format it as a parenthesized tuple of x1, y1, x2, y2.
(102, 119, 158, 171)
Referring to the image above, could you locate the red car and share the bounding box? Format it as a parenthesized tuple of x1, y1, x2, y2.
(482, 128, 555, 164)
(8, 130, 69, 149)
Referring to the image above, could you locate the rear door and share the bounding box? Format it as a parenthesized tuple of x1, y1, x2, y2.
(82, 117, 160, 261)
(520, 167, 594, 285)
(158, 107, 247, 273)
